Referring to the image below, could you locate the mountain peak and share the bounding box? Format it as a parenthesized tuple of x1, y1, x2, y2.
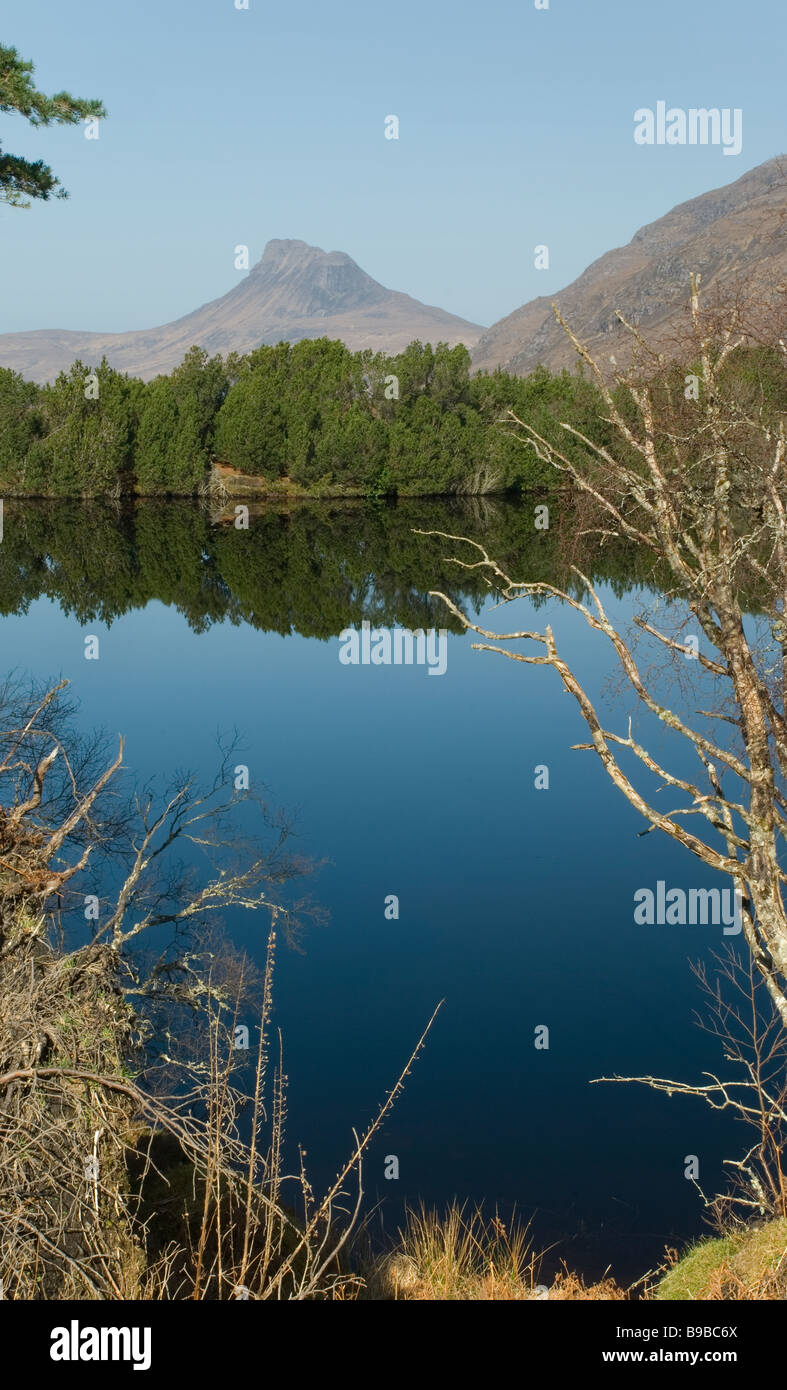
(0, 240, 482, 382)
(249, 239, 392, 315)
(258, 238, 325, 267)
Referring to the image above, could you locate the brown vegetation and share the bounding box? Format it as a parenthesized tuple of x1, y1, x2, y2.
(0, 678, 438, 1299)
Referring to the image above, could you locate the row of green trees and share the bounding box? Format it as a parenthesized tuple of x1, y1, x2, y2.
(0, 338, 607, 498)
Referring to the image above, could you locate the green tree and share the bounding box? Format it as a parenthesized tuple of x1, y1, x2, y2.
(298, 399, 388, 491)
(25, 359, 142, 497)
(470, 364, 610, 491)
(213, 343, 291, 479)
(0, 366, 43, 491)
(283, 339, 369, 488)
(135, 347, 228, 494)
(0, 45, 105, 206)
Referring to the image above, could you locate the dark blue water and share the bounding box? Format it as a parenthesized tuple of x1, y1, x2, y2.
(1, 499, 741, 1280)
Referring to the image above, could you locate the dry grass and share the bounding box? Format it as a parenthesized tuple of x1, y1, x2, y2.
(362, 1206, 787, 1301)
(365, 1209, 787, 1302)
(364, 1203, 628, 1301)
(546, 1269, 629, 1301)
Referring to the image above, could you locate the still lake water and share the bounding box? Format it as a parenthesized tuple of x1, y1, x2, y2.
(1, 497, 742, 1280)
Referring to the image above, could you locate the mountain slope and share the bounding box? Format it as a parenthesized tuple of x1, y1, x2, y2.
(0, 240, 482, 383)
(472, 156, 787, 376)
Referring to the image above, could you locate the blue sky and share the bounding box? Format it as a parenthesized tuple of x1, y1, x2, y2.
(1, 0, 783, 334)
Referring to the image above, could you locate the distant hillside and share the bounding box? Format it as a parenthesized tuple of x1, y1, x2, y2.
(0, 239, 483, 383)
(472, 156, 787, 376)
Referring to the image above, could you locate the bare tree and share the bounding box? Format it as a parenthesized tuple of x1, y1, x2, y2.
(594, 948, 787, 1223)
(423, 278, 787, 1029)
(418, 280, 787, 1222)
